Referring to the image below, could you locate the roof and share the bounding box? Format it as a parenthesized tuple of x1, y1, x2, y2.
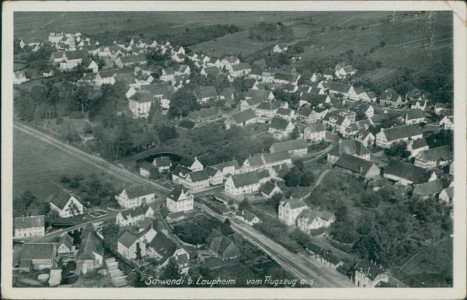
(411, 138, 428, 150)
(305, 123, 326, 132)
(269, 117, 291, 131)
(148, 232, 177, 259)
(403, 108, 424, 119)
(242, 210, 258, 222)
(256, 101, 277, 111)
(246, 89, 271, 101)
(58, 233, 74, 249)
(154, 156, 172, 167)
(416, 146, 452, 162)
(261, 181, 278, 195)
(381, 124, 423, 141)
(122, 184, 154, 199)
(413, 180, 444, 197)
(354, 260, 386, 281)
(231, 63, 251, 72)
(213, 159, 240, 171)
(262, 151, 292, 164)
(271, 139, 307, 153)
(187, 107, 220, 120)
(168, 187, 190, 201)
(277, 108, 293, 116)
(14, 215, 44, 230)
(21, 243, 55, 260)
(328, 140, 370, 158)
(219, 88, 235, 100)
(120, 54, 147, 64)
(188, 169, 210, 182)
(77, 228, 103, 260)
(130, 92, 155, 103)
(198, 86, 217, 99)
(280, 197, 307, 210)
(335, 154, 378, 175)
(229, 109, 257, 124)
(50, 192, 75, 210)
(51, 51, 64, 59)
(384, 160, 433, 184)
(65, 50, 86, 60)
(230, 172, 260, 188)
(441, 186, 454, 199)
(205, 166, 221, 177)
(117, 231, 138, 248)
(120, 206, 145, 219)
(326, 82, 351, 93)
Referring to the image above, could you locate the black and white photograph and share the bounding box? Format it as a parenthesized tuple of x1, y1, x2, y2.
(2, 1, 466, 299)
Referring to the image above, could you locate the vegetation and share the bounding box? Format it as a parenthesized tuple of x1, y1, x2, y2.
(13, 190, 49, 217)
(173, 215, 233, 245)
(248, 22, 293, 42)
(284, 160, 314, 187)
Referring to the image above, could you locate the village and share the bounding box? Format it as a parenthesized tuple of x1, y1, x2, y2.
(13, 16, 454, 289)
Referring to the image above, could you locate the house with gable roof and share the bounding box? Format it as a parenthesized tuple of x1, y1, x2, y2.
(160, 67, 175, 82)
(197, 86, 218, 103)
(224, 109, 258, 129)
(412, 179, 444, 200)
(375, 124, 423, 149)
(153, 156, 172, 173)
(19, 243, 57, 271)
(414, 145, 453, 169)
(354, 260, 389, 288)
(14, 215, 45, 238)
(167, 187, 194, 213)
(49, 192, 84, 218)
(14, 71, 29, 85)
(115, 54, 147, 68)
(212, 159, 240, 178)
(76, 227, 104, 274)
(230, 63, 252, 78)
(87, 60, 99, 73)
(206, 230, 240, 260)
(270, 139, 308, 157)
(254, 101, 278, 119)
(237, 210, 261, 226)
(117, 231, 145, 260)
(57, 233, 75, 258)
(327, 140, 370, 164)
(205, 166, 224, 185)
(225, 172, 261, 196)
(355, 129, 375, 148)
(269, 117, 295, 139)
(384, 160, 437, 186)
(439, 116, 454, 130)
(178, 169, 210, 191)
(260, 181, 282, 199)
(334, 154, 381, 180)
(278, 197, 308, 225)
(116, 206, 146, 227)
(407, 138, 429, 158)
(115, 184, 156, 209)
(304, 123, 326, 143)
(404, 109, 426, 125)
(335, 64, 357, 79)
(297, 208, 336, 232)
(439, 186, 454, 204)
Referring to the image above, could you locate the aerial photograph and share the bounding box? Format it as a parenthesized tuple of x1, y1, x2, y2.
(11, 10, 454, 289)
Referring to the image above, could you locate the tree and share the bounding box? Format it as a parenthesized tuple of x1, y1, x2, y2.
(299, 170, 313, 186)
(290, 127, 300, 139)
(161, 259, 180, 280)
(158, 125, 179, 142)
(384, 142, 410, 158)
(101, 222, 120, 241)
(136, 242, 143, 261)
(168, 88, 199, 118)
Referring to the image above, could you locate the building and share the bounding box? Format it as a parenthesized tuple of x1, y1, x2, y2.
(49, 193, 84, 218)
(412, 180, 444, 200)
(128, 93, 154, 118)
(270, 139, 308, 157)
(14, 215, 45, 238)
(334, 154, 381, 180)
(327, 140, 370, 164)
(383, 160, 437, 186)
(179, 170, 210, 191)
(206, 230, 240, 260)
(242, 151, 292, 172)
(230, 63, 252, 78)
(380, 89, 406, 108)
(278, 197, 308, 226)
(296, 208, 336, 232)
(224, 172, 261, 196)
(19, 243, 57, 271)
(260, 181, 282, 199)
(355, 129, 375, 148)
(224, 109, 258, 129)
(115, 54, 147, 68)
(335, 64, 357, 79)
(439, 186, 454, 203)
(153, 156, 172, 173)
(269, 117, 295, 139)
(117, 231, 145, 260)
(407, 138, 429, 158)
(87, 60, 99, 73)
(354, 260, 389, 288)
(237, 210, 261, 226)
(116, 207, 146, 227)
(404, 109, 426, 125)
(212, 159, 240, 178)
(57, 234, 75, 256)
(254, 101, 278, 119)
(304, 123, 326, 143)
(115, 184, 156, 209)
(375, 124, 423, 149)
(14, 71, 29, 84)
(439, 116, 454, 130)
(166, 187, 194, 213)
(414, 146, 453, 169)
(206, 166, 224, 185)
(197, 86, 218, 103)
(75, 228, 104, 274)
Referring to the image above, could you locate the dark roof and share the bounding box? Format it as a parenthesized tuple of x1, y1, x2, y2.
(246, 89, 271, 101)
(65, 50, 87, 60)
(269, 117, 291, 131)
(305, 123, 326, 132)
(198, 86, 217, 99)
(14, 215, 44, 230)
(231, 63, 251, 72)
(77, 228, 103, 260)
(220, 88, 235, 100)
(256, 101, 277, 111)
(141, 83, 171, 96)
(50, 192, 75, 210)
(120, 206, 145, 219)
(242, 210, 258, 222)
(58, 233, 74, 250)
(205, 166, 221, 177)
(125, 184, 154, 199)
(21, 243, 55, 260)
(213, 159, 240, 171)
(148, 232, 177, 259)
(280, 197, 307, 210)
(188, 170, 210, 182)
(413, 180, 444, 197)
(230, 172, 260, 188)
(261, 181, 278, 195)
(154, 156, 172, 167)
(229, 109, 257, 124)
(335, 154, 379, 175)
(384, 160, 433, 184)
(120, 54, 147, 64)
(411, 138, 428, 150)
(168, 187, 190, 201)
(416, 146, 452, 161)
(326, 82, 351, 93)
(271, 139, 307, 153)
(406, 109, 425, 120)
(277, 108, 293, 116)
(354, 260, 386, 281)
(328, 140, 370, 158)
(117, 231, 138, 248)
(263, 151, 292, 163)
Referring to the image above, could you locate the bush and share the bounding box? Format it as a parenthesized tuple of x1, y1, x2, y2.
(179, 119, 195, 129)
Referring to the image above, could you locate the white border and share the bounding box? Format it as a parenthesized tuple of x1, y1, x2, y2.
(2, 2, 466, 299)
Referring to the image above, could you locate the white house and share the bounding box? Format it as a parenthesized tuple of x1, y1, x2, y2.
(354, 260, 389, 288)
(166, 187, 194, 213)
(224, 172, 261, 196)
(116, 207, 146, 227)
(117, 231, 145, 260)
(13, 71, 29, 85)
(270, 140, 308, 157)
(297, 208, 336, 232)
(14, 215, 45, 238)
(115, 184, 156, 209)
(304, 123, 326, 143)
(268, 117, 295, 140)
(87, 60, 99, 73)
(439, 116, 454, 130)
(375, 124, 423, 149)
(278, 197, 308, 226)
(414, 146, 453, 169)
(49, 193, 84, 218)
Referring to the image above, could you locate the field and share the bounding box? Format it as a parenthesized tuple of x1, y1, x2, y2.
(13, 127, 131, 201)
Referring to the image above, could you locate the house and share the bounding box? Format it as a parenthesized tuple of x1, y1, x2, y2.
(276, 108, 295, 121)
(115, 54, 147, 68)
(404, 109, 425, 125)
(139, 162, 153, 179)
(273, 72, 300, 85)
(439, 186, 454, 203)
(414, 146, 453, 169)
(19, 243, 57, 271)
(153, 156, 172, 173)
(384, 160, 437, 186)
(59, 50, 86, 70)
(242, 151, 293, 173)
(335, 64, 357, 79)
(270, 140, 308, 157)
(254, 101, 278, 119)
(180, 156, 204, 172)
(116, 207, 146, 227)
(128, 93, 154, 118)
(14, 215, 45, 238)
(245, 89, 275, 101)
(237, 210, 261, 226)
(278, 197, 308, 226)
(219, 88, 236, 106)
(197, 86, 218, 103)
(160, 67, 175, 82)
(166, 187, 194, 213)
(212, 159, 240, 177)
(273, 43, 288, 53)
(260, 181, 282, 199)
(179, 170, 210, 191)
(117, 231, 145, 260)
(325, 82, 351, 97)
(355, 129, 375, 148)
(206, 230, 240, 260)
(439, 116, 454, 130)
(230, 63, 252, 78)
(94, 70, 117, 86)
(412, 180, 444, 200)
(87, 60, 99, 73)
(334, 154, 381, 180)
(57, 233, 75, 256)
(407, 138, 429, 158)
(49, 193, 84, 218)
(375, 124, 423, 149)
(380, 89, 406, 108)
(13, 71, 29, 85)
(224, 172, 261, 196)
(206, 166, 224, 185)
(304, 123, 326, 143)
(269, 117, 295, 139)
(146, 232, 177, 261)
(115, 184, 156, 209)
(240, 97, 264, 111)
(327, 140, 370, 164)
(354, 260, 389, 288)
(296, 208, 336, 232)
(75, 228, 104, 274)
(221, 56, 240, 70)
(172, 52, 186, 63)
(224, 109, 258, 129)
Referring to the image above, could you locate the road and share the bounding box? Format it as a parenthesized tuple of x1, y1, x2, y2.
(299, 168, 330, 201)
(303, 143, 334, 164)
(195, 202, 354, 288)
(14, 122, 171, 196)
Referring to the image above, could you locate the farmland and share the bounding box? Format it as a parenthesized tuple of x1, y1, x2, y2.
(13, 127, 130, 200)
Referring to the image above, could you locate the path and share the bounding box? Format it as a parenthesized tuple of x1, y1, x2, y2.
(300, 168, 330, 201)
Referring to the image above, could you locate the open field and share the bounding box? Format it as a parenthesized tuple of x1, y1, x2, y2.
(13, 127, 131, 200)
